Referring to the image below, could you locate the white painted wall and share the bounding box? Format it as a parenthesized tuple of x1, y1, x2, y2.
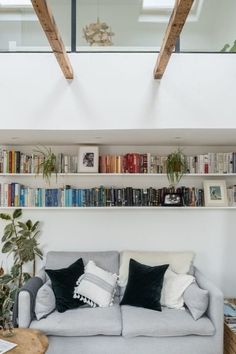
(0, 53, 236, 130)
(0, 52, 236, 296)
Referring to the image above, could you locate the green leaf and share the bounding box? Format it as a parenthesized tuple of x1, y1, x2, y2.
(0, 274, 13, 284)
(2, 241, 13, 253)
(0, 213, 11, 220)
(4, 224, 13, 234)
(17, 222, 28, 231)
(10, 264, 20, 278)
(22, 272, 31, 283)
(35, 247, 43, 259)
(32, 231, 40, 239)
(31, 221, 40, 232)
(26, 220, 33, 230)
(1, 230, 13, 243)
(13, 209, 22, 219)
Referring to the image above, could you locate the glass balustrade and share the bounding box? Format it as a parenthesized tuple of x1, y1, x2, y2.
(0, 0, 235, 53)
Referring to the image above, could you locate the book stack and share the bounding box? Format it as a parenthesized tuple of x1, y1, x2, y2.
(0, 183, 205, 208)
(224, 300, 236, 333)
(187, 152, 236, 174)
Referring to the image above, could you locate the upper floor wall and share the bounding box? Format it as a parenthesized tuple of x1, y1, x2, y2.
(0, 52, 235, 131)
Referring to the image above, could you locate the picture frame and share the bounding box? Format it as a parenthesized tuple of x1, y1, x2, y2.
(78, 146, 99, 173)
(203, 180, 228, 207)
(162, 193, 183, 207)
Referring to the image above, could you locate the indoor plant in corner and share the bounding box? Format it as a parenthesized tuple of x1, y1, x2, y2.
(0, 209, 43, 332)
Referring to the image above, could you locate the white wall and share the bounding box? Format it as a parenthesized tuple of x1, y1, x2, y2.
(0, 52, 236, 296)
(0, 53, 236, 130)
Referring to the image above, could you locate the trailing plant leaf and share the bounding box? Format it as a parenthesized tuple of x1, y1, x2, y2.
(166, 148, 187, 188)
(34, 145, 58, 184)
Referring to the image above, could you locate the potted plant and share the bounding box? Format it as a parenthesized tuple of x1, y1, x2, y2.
(34, 146, 58, 184)
(166, 148, 187, 188)
(0, 209, 43, 331)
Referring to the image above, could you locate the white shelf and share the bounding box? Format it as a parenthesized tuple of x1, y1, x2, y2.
(0, 206, 235, 210)
(0, 173, 236, 177)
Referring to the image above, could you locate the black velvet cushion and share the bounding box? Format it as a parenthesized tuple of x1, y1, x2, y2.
(120, 259, 169, 311)
(46, 258, 84, 313)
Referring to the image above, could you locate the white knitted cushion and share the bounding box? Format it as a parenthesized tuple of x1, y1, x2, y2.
(161, 269, 195, 309)
(73, 261, 118, 308)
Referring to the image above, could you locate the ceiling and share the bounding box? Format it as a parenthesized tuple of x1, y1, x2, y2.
(1, 129, 236, 146)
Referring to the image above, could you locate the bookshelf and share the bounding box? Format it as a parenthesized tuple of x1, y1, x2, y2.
(1, 145, 236, 209)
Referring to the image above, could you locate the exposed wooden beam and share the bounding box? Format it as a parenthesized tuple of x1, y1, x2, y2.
(153, 0, 194, 79)
(31, 0, 73, 79)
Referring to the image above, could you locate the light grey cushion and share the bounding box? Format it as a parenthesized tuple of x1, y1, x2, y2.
(30, 304, 122, 336)
(35, 281, 56, 320)
(121, 305, 215, 338)
(46, 251, 119, 274)
(184, 282, 209, 320)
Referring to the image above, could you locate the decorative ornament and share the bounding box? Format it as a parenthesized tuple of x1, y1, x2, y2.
(83, 17, 114, 46)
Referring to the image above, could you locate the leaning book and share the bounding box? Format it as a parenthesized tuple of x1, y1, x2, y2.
(0, 339, 17, 353)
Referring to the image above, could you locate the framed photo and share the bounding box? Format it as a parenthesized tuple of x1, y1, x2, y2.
(162, 193, 183, 207)
(78, 146, 99, 173)
(203, 180, 228, 207)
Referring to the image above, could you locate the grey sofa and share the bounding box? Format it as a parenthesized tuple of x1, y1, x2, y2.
(17, 251, 224, 354)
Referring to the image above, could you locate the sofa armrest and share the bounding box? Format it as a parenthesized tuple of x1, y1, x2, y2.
(14, 268, 46, 328)
(195, 268, 223, 351)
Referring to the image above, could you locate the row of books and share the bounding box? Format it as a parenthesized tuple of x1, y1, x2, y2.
(0, 183, 205, 207)
(1, 147, 236, 175)
(0, 148, 78, 174)
(99, 152, 236, 174)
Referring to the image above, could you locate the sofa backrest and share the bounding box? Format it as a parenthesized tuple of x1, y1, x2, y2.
(45, 251, 119, 274)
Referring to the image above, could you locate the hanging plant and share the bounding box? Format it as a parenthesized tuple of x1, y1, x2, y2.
(34, 146, 57, 184)
(166, 148, 188, 188)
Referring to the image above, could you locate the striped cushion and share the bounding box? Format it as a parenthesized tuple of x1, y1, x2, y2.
(73, 261, 118, 307)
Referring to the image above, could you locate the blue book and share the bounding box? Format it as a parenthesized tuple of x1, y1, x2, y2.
(52, 189, 59, 207)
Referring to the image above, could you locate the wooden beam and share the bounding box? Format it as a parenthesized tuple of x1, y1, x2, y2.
(153, 0, 194, 79)
(31, 0, 73, 79)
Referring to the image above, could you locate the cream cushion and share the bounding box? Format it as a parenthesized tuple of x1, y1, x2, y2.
(118, 251, 195, 287)
(160, 269, 195, 309)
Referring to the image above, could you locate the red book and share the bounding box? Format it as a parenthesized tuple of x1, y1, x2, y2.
(123, 155, 128, 173)
(9, 151, 12, 173)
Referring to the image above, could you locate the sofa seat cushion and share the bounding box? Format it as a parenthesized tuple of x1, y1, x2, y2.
(30, 304, 122, 336)
(121, 305, 215, 338)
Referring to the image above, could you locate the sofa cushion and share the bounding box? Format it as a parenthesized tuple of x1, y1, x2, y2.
(119, 251, 195, 287)
(46, 251, 119, 274)
(74, 260, 118, 307)
(45, 258, 84, 313)
(184, 282, 209, 320)
(35, 280, 56, 320)
(160, 269, 195, 309)
(30, 304, 122, 336)
(120, 259, 168, 311)
(121, 305, 215, 338)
